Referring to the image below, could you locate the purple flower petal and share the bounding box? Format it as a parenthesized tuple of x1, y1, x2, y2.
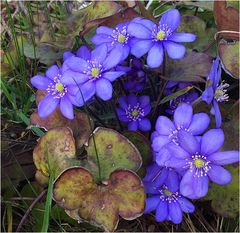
(143, 162, 161, 182)
(178, 197, 195, 213)
(139, 96, 150, 108)
(137, 19, 155, 31)
(63, 51, 74, 61)
(91, 34, 112, 45)
(91, 44, 108, 63)
(144, 196, 160, 213)
(61, 70, 89, 85)
(64, 56, 88, 72)
(121, 45, 130, 61)
(118, 96, 128, 109)
(160, 9, 180, 32)
(116, 108, 129, 122)
(208, 165, 232, 185)
(31, 75, 51, 90)
(139, 118, 151, 131)
(188, 113, 210, 135)
(102, 71, 125, 82)
(76, 46, 91, 60)
(102, 47, 122, 70)
(128, 121, 139, 131)
(77, 81, 96, 103)
(200, 129, 224, 155)
(169, 33, 196, 42)
(96, 26, 113, 35)
(143, 181, 159, 194)
(156, 200, 168, 222)
(163, 41, 186, 59)
(180, 170, 195, 198)
(208, 151, 240, 165)
(174, 103, 193, 129)
(128, 22, 152, 39)
(213, 99, 222, 128)
(156, 116, 176, 135)
(147, 43, 164, 68)
(166, 143, 190, 159)
(178, 130, 200, 155)
(66, 93, 83, 107)
(127, 94, 138, 106)
(38, 95, 59, 118)
(152, 135, 171, 152)
(164, 157, 186, 169)
(144, 105, 151, 116)
(169, 202, 182, 224)
(60, 97, 74, 119)
(130, 39, 153, 58)
(192, 174, 209, 198)
(95, 78, 112, 101)
(166, 170, 180, 192)
(155, 146, 172, 166)
(202, 86, 214, 104)
(46, 65, 60, 80)
(153, 168, 169, 188)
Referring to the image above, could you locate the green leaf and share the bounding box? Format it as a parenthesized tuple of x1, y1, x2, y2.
(226, 0, 239, 10)
(84, 127, 142, 181)
(53, 167, 145, 232)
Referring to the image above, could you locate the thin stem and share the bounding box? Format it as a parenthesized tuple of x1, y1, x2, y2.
(110, 98, 123, 131)
(192, 96, 202, 108)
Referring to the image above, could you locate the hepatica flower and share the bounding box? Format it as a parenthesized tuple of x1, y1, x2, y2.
(128, 9, 196, 68)
(61, 44, 125, 104)
(144, 175, 195, 224)
(116, 94, 151, 131)
(31, 65, 80, 119)
(163, 129, 239, 199)
(202, 57, 229, 128)
(91, 22, 131, 61)
(152, 103, 210, 163)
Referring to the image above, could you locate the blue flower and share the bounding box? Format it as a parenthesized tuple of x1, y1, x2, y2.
(61, 44, 125, 104)
(116, 94, 151, 131)
(152, 103, 210, 162)
(202, 57, 229, 128)
(128, 9, 196, 68)
(124, 58, 147, 92)
(91, 22, 131, 61)
(144, 173, 195, 224)
(31, 65, 81, 119)
(162, 129, 239, 199)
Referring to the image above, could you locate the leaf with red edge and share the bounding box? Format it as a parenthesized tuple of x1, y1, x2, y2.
(53, 167, 145, 232)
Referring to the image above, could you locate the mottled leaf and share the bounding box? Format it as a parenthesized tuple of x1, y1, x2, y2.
(53, 167, 145, 232)
(218, 40, 239, 79)
(84, 127, 142, 181)
(179, 0, 213, 11)
(164, 52, 212, 82)
(33, 127, 79, 181)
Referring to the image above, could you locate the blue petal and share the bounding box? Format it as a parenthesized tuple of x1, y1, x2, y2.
(64, 56, 88, 72)
(147, 43, 164, 68)
(178, 197, 195, 213)
(143, 181, 159, 194)
(165, 169, 180, 192)
(152, 135, 171, 152)
(180, 170, 195, 198)
(156, 116, 176, 135)
(63, 51, 74, 61)
(143, 162, 161, 182)
(188, 113, 210, 135)
(155, 146, 172, 166)
(166, 143, 190, 159)
(91, 44, 108, 63)
(169, 33, 196, 42)
(118, 96, 128, 109)
(200, 129, 224, 155)
(202, 86, 214, 105)
(169, 202, 182, 224)
(116, 108, 128, 122)
(160, 9, 180, 32)
(207, 151, 240, 165)
(76, 46, 91, 60)
(156, 200, 168, 222)
(128, 121, 138, 131)
(96, 26, 113, 35)
(137, 19, 155, 31)
(95, 78, 112, 101)
(31, 75, 51, 90)
(192, 174, 209, 198)
(178, 130, 200, 154)
(164, 157, 187, 169)
(76, 81, 96, 104)
(153, 167, 169, 188)
(213, 99, 222, 128)
(127, 94, 138, 106)
(46, 65, 61, 80)
(102, 71, 125, 82)
(66, 93, 83, 107)
(128, 22, 152, 39)
(60, 97, 74, 119)
(139, 118, 151, 131)
(145, 196, 160, 213)
(38, 95, 59, 118)
(91, 34, 112, 45)
(130, 39, 153, 58)
(163, 41, 186, 59)
(102, 46, 122, 70)
(61, 70, 89, 85)
(208, 165, 232, 185)
(139, 95, 150, 108)
(174, 103, 193, 129)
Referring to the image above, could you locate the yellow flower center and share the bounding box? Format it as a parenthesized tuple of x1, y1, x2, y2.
(91, 68, 100, 78)
(194, 159, 204, 168)
(55, 83, 64, 92)
(118, 34, 125, 43)
(131, 110, 139, 117)
(157, 30, 165, 40)
(164, 189, 173, 196)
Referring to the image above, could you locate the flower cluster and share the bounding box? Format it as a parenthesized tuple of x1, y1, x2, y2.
(144, 103, 239, 223)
